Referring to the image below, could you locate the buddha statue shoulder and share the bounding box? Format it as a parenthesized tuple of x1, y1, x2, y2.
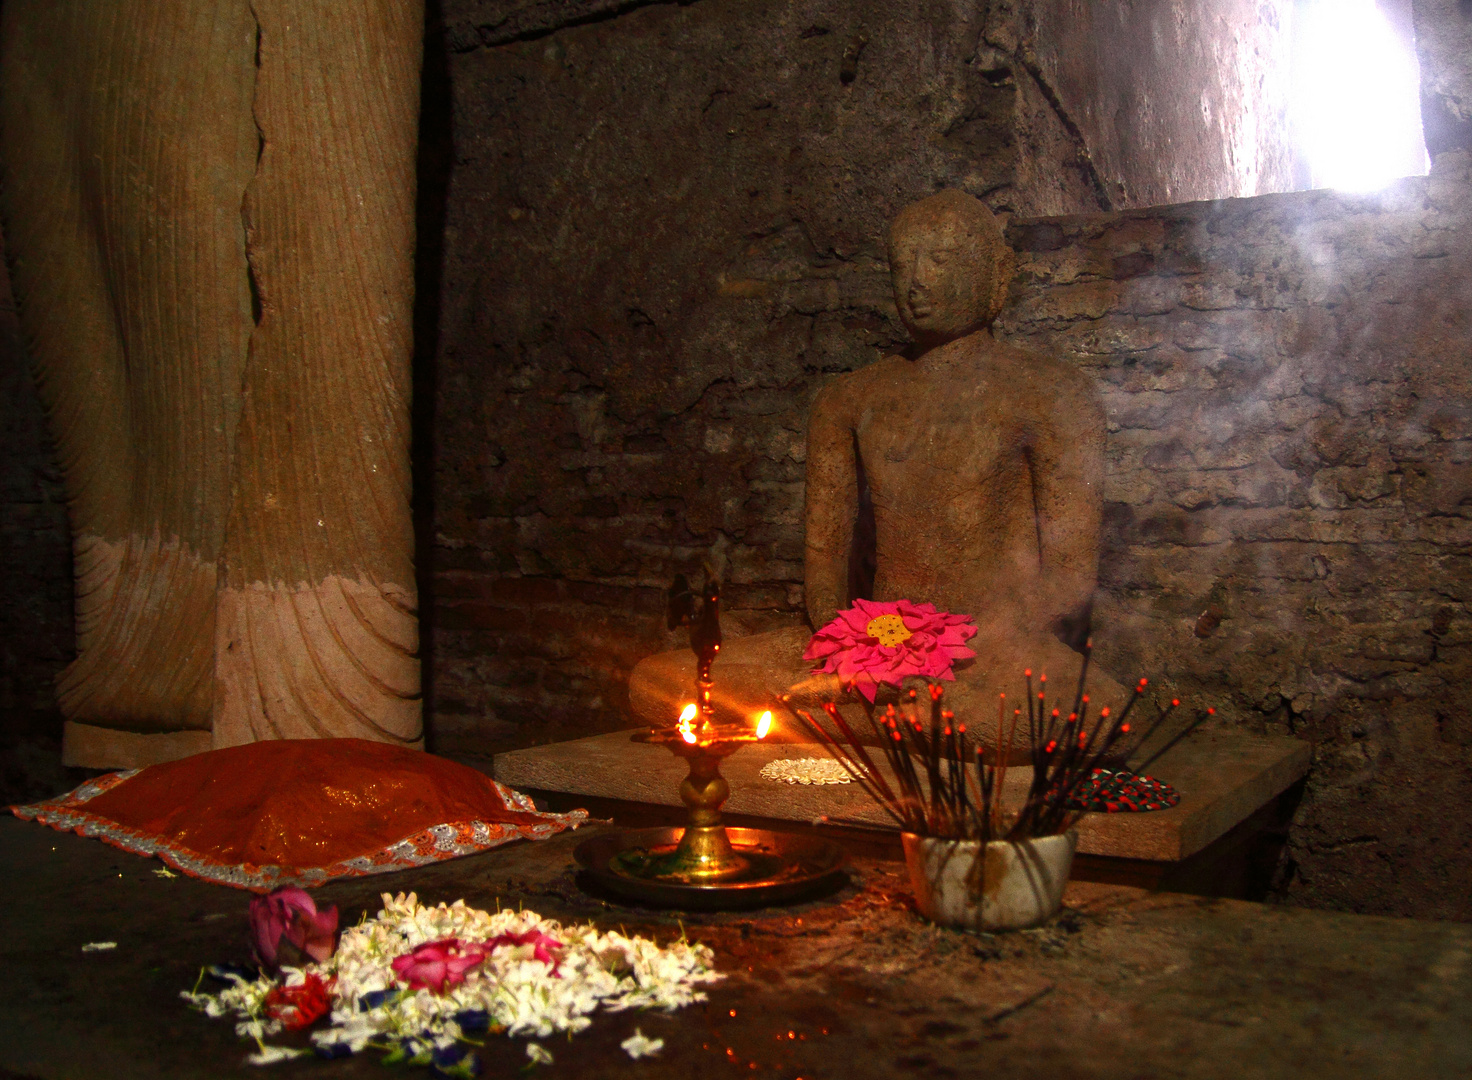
(629, 188, 1122, 741)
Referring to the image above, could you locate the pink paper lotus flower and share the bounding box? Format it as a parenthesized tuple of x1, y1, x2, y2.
(391, 937, 493, 994)
(804, 598, 977, 703)
(249, 886, 339, 971)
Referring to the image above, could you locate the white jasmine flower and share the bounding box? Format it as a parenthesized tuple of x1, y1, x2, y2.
(234, 1017, 283, 1040)
(526, 1042, 554, 1065)
(81, 941, 116, 952)
(622, 1028, 664, 1059)
(244, 1044, 309, 1066)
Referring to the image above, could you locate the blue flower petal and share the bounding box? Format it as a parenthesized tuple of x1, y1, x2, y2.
(453, 1008, 491, 1032)
(359, 988, 402, 1010)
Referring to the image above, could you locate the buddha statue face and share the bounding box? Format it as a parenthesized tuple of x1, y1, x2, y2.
(888, 189, 1013, 350)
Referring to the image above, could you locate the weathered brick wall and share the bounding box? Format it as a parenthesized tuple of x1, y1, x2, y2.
(999, 153, 1472, 918)
(427, 0, 1307, 759)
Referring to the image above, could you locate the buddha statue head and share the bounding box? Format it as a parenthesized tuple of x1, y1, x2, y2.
(887, 189, 1014, 350)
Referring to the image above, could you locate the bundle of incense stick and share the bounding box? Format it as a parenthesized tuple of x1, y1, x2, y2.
(779, 641, 1213, 841)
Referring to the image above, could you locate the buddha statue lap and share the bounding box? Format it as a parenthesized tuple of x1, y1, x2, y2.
(629, 189, 1124, 745)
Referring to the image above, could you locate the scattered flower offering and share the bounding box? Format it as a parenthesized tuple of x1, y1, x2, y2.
(81, 941, 117, 952)
(183, 891, 722, 1073)
(525, 1042, 554, 1065)
(804, 599, 977, 702)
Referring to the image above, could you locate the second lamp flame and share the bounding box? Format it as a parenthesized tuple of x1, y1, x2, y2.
(755, 710, 772, 739)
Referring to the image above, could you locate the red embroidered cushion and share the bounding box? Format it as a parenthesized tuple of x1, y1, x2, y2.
(11, 739, 584, 890)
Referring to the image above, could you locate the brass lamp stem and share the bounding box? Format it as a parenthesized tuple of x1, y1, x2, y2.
(669, 750, 746, 879)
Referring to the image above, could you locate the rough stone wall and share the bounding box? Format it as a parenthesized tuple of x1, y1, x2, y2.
(1415, 0, 1472, 157)
(984, 0, 1297, 207)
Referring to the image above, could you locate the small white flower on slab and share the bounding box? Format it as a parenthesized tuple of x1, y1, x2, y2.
(621, 1028, 664, 1059)
(526, 1042, 554, 1065)
(759, 758, 852, 785)
(81, 941, 117, 952)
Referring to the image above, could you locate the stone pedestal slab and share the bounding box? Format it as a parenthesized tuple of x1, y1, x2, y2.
(494, 727, 1310, 862)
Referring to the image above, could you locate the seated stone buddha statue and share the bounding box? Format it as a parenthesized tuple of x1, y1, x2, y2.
(629, 188, 1124, 744)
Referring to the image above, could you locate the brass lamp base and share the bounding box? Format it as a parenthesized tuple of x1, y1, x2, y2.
(573, 729, 847, 910)
(575, 825, 847, 910)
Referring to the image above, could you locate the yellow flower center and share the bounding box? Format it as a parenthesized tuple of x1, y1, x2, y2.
(865, 613, 912, 647)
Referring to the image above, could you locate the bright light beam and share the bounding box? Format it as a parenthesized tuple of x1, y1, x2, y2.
(1294, 0, 1428, 191)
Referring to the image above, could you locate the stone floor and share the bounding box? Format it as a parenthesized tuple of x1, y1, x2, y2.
(3, 814, 1470, 1080)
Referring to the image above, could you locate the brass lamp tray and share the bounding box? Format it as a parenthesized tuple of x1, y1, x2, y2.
(574, 826, 848, 910)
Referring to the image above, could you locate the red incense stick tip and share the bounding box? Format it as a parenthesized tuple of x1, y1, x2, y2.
(1040, 674, 1047, 683)
(1121, 723, 1131, 732)
(1208, 707, 1216, 714)
(1100, 706, 1110, 717)
(1023, 669, 1032, 678)
(1081, 695, 1089, 703)
(1139, 678, 1149, 687)
(1171, 698, 1180, 707)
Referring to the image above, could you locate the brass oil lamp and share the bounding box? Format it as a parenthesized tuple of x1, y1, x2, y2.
(574, 572, 845, 909)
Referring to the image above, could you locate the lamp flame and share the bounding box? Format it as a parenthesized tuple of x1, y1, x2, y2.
(678, 703, 699, 744)
(756, 710, 772, 739)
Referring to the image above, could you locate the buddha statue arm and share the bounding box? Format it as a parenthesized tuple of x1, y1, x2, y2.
(1027, 382, 1105, 636)
(803, 381, 860, 630)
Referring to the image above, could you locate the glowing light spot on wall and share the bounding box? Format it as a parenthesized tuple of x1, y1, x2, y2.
(1293, 0, 1429, 191)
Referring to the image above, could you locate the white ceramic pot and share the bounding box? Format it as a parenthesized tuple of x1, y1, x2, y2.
(902, 830, 1077, 932)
